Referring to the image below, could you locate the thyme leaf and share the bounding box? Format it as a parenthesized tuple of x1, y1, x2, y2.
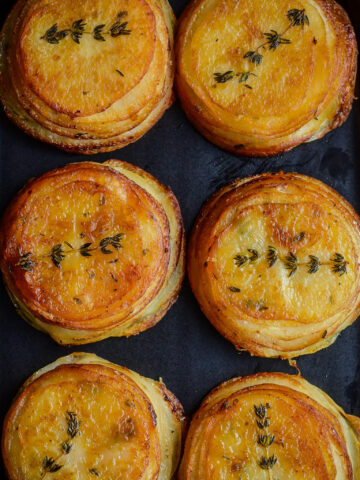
(79, 242, 93, 257)
(229, 286, 241, 292)
(254, 403, 267, 419)
(259, 454, 277, 469)
(214, 71, 234, 83)
(71, 19, 86, 44)
(257, 418, 270, 429)
(258, 433, 275, 447)
(40, 24, 69, 44)
(66, 411, 80, 438)
(89, 468, 100, 476)
(42, 456, 62, 472)
(288, 8, 309, 28)
(50, 244, 65, 268)
(248, 248, 259, 262)
(238, 72, 257, 83)
(62, 441, 72, 454)
(264, 30, 291, 51)
(267, 246, 278, 267)
(93, 24, 106, 41)
(307, 255, 320, 274)
(284, 252, 298, 277)
(100, 233, 124, 254)
(331, 253, 348, 276)
(234, 254, 248, 267)
(17, 252, 35, 271)
(234, 249, 259, 267)
(243, 51, 263, 65)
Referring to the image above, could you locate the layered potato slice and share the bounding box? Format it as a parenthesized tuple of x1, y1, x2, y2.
(0, 160, 185, 345)
(178, 372, 360, 479)
(2, 352, 186, 480)
(188, 172, 360, 357)
(176, 0, 357, 156)
(0, 0, 176, 153)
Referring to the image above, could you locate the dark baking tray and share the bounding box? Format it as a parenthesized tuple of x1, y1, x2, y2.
(0, 0, 359, 474)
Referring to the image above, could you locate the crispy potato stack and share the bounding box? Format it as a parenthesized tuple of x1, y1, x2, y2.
(188, 172, 360, 357)
(0, 160, 185, 345)
(179, 373, 360, 479)
(176, 0, 357, 156)
(2, 352, 186, 480)
(0, 0, 175, 153)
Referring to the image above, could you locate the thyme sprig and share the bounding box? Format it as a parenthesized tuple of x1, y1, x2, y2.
(41, 412, 80, 477)
(253, 403, 278, 471)
(214, 8, 309, 88)
(17, 233, 124, 271)
(214, 71, 257, 89)
(41, 12, 131, 45)
(233, 246, 348, 277)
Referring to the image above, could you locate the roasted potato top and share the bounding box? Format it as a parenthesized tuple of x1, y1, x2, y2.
(0, 160, 185, 344)
(179, 373, 360, 480)
(176, 0, 357, 156)
(0, 0, 175, 153)
(2, 353, 185, 480)
(188, 172, 360, 357)
(19, 0, 155, 117)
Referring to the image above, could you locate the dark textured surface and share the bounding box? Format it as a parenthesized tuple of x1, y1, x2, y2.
(0, 0, 360, 474)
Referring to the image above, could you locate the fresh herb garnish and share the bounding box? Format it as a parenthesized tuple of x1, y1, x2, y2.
(214, 8, 310, 88)
(16, 233, 124, 271)
(253, 403, 278, 471)
(233, 246, 348, 278)
(41, 12, 131, 45)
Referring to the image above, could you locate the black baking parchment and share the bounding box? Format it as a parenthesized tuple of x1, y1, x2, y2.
(0, 0, 359, 475)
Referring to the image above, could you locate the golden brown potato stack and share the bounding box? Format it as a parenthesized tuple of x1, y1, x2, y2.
(0, 160, 185, 345)
(0, 0, 175, 153)
(176, 0, 357, 156)
(179, 372, 360, 479)
(188, 172, 360, 357)
(2, 352, 186, 480)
